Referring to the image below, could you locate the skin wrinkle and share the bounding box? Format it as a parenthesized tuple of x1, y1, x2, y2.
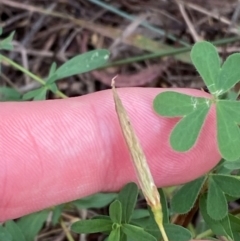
(0, 88, 221, 221)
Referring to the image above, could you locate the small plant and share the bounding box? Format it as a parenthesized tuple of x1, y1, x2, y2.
(72, 183, 192, 241)
(153, 41, 240, 161)
(0, 27, 110, 101)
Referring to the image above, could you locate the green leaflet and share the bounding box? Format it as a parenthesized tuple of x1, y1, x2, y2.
(164, 224, 192, 241)
(108, 228, 120, 241)
(170, 104, 210, 151)
(22, 87, 47, 101)
(190, 41, 220, 94)
(159, 189, 169, 223)
(0, 31, 15, 50)
(218, 53, 240, 94)
(122, 224, 157, 241)
(4, 221, 26, 241)
(153, 41, 240, 161)
(73, 192, 117, 209)
(117, 182, 138, 223)
(55, 49, 110, 80)
(217, 100, 240, 161)
(109, 200, 122, 224)
(71, 219, 113, 234)
(211, 174, 240, 197)
(0, 226, 12, 241)
(153, 91, 209, 117)
(16, 210, 49, 241)
(171, 176, 206, 214)
(207, 176, 228, 220)
(200, 194, 233, 239)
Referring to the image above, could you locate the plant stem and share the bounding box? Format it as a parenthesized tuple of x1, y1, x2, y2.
(60, 220, 75, 241)
(195, 229, 213, 239)
(102, 36, 240, 68)
(151, 204, 169, 241)
(0, 54, 67, 99)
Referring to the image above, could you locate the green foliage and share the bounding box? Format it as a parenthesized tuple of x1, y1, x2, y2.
(117, 182, 138, 223)
(16, 210, 49, 241)
(4, 221, 26, 241)
(0, 211, 48, 241)
(0, 29, 15, 50)
(153, 41, 240, 161)
(51, 204, 64, 226)
(71, 183, 193, 241)
(158, 189, 169, 224)
(200, 194, 234, 239)
(73, 192, 117, 209)
(0, 226, 12, 241)
(22, 49, 110, 100)
(0, 87, 22, 101)
(2, 27, 240, 241)
(122, 224, 157, 241)
(207, 176, 228, 220)
(171, 176, 206, 214)
(109, 200, 122, 224)
(71, 218, 113, 233)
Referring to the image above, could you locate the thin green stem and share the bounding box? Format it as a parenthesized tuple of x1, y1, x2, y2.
(102, 36, 240, 68)
(195, 229, 213, 239)
(0, 54, 67, 99)
(60, 220, 75, 241)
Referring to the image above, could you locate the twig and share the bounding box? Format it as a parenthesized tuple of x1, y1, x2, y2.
(177, 1, 202, 42)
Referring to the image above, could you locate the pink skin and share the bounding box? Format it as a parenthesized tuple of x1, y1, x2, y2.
(0, 88, 220, 240)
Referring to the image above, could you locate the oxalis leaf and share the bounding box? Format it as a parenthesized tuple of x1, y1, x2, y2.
(153, 92, 211, 151)
(154, 41, 240, 160)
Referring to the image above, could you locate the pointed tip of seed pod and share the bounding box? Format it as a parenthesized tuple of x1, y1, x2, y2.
(111, 75, 118, 88)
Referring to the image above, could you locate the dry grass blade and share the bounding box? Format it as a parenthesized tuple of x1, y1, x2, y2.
(111, 77, 169, 241)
